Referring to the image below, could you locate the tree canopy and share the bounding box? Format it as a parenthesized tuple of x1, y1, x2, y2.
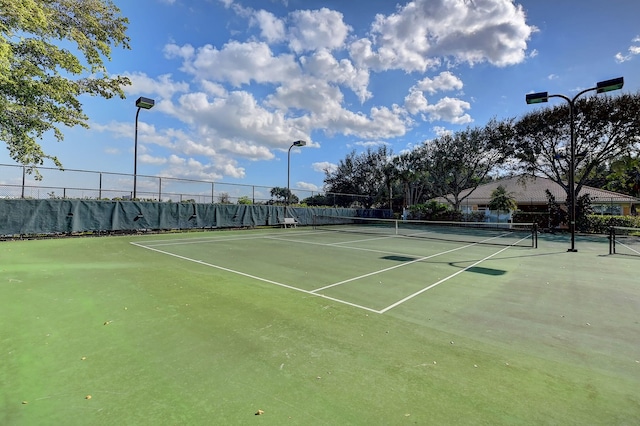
(604, 154, 640, 198)
(425, 119, 513, 211)
(0, 0, 131, 173)
(323, 146, 393, 208)
(321, 92, 640, 220)
(270, 186, 298, 205)
(489, 185, 517, 222)
(392, 148, 431, 208)
(512, 93, 640, 200)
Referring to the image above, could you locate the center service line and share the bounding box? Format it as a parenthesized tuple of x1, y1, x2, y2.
(379, 236, 529, 313)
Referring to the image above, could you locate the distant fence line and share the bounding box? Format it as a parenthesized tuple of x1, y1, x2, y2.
(0, 163, 368, 205)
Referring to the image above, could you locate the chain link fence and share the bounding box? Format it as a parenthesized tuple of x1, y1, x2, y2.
(0, 163, 371, 207)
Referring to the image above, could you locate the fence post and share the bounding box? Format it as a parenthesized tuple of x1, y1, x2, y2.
(21, 166, 26, 199)
(159, 177, 162, 202)
(99, 173, 103, 199)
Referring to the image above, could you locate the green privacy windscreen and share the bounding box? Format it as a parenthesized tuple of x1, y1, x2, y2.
(0, 200, 388, 236)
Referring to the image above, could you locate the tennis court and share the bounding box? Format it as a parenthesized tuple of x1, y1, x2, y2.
(2, 225, 640, 425)
(131, 223, 537, 314)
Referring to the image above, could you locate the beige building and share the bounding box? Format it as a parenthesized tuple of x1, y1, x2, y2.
(440, 175, 638, 219)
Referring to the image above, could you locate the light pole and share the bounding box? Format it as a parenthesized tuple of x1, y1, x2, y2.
(526, 77, 623, 252)
(287, 140, 307, 216)
(133, 96, 155, 200)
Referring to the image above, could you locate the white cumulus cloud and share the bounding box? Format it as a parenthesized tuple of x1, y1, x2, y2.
(252, 9, 286, 43)
(312, 161, 338, 174)
(288, 8, 352, 53)
(349, 0, 535, 72)
(615, 35, 640, 63)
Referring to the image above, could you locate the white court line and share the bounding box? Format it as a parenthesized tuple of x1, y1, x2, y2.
(129, 241, 381, 314)
(310, 241, 483, 293)
(379, 235, 530, 313)
(310, 232, 520, 293)
(136, 230, 314, 247)
(141, 235, 271, 247)
(265, 235, 426, 259)
(328, 234, 402, 245)
(617, 241, 640, 255)
(266, 229, 525, 259)
(132, 231, 530, 314)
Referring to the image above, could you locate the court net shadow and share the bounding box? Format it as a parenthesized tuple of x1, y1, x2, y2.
(381, 255, 417, 262)
(462, 266, 506, 276)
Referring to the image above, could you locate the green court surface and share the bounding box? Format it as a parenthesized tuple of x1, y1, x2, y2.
(1, 227, 639, 425)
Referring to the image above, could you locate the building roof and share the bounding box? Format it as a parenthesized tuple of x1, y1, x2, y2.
(437, 175, 640, 206)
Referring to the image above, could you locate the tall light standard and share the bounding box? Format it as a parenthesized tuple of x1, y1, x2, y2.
(526, 77, 624, 252)
(287, 140, 307, 216)
(133, 96, 155, 200)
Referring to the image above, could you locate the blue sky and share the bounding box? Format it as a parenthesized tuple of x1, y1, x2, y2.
(4, 0, 640, 198)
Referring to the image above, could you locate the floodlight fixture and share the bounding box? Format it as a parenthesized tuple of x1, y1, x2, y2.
(135, 97, 155, 109)
(525, 92, 549, 104)
(287, 140, 308, 216)
(525, 76, 624, 252)
(596, 77, 624, 93)
(134, 97, 155, 199)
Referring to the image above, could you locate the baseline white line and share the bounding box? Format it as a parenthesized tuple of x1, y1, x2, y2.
(379, 236, 529, 313)
(129, 241, 381, 314)
(137, 230, 315, 247)
(141, 237, 259, 247)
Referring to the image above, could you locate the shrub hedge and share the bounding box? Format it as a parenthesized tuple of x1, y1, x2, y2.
(585, 215, 640, 234)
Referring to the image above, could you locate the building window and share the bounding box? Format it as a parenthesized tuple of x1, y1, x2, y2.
(592, 204, 622, 215)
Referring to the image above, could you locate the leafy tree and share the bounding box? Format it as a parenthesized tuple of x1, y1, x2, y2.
(545, 189, 566, 232)
(488, 185, 517, 223)
(382, 160, 395, 210)
(575, 193, 593, 232)
(323, 146, 393, 208)
(301, 194, 331, 206)
(270, 186, 298, 204)
(392, 148, 432, 208)
(512, 93, 640, 204)
(322, 151, 358, 207)
(605, 154, 640, 197)
(217, 192, 231, 204)
(1, 0, 131, 175)
(543, 189, 593, 232)
(237, 196, 252, 205)
(408, 201, 457, 220)
(426, 118, 513, 211)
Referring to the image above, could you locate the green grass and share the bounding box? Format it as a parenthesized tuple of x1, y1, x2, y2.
(1, 229, 639, 425)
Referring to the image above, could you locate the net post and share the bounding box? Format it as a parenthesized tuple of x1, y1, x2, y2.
(609, 226, 614, 255)
(395, 219, 398, 235)
(532, 223, 538, 248)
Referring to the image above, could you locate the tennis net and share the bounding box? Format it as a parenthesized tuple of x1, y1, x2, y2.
(312, 215, 538, 248)
(608, 226, 640, 256)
